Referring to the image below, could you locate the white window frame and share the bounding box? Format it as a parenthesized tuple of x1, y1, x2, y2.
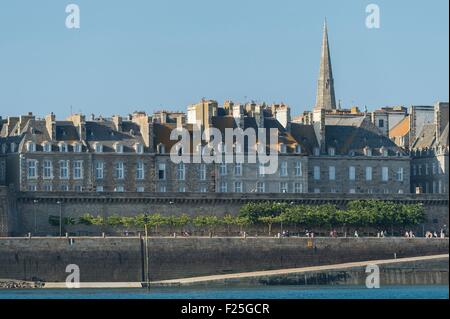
(115, 161, 125, 180)
(59, 160, 69, 179)
(329, 166, 336, 181)
(73, 160, 83, 180)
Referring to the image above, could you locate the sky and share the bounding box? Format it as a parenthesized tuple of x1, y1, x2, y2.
(0, 0, 448, 119)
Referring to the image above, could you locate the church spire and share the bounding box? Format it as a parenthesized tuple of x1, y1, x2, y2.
(314, 19, 337, 111)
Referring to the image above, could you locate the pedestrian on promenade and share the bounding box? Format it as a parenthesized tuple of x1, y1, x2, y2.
(354, 231, 359, 238)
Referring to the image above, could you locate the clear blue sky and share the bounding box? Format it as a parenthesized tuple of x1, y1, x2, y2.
(0, 0, 448, 119)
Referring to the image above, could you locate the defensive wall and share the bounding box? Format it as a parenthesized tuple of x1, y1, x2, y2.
(0, 237, 448, 282)
(2, 191, 448, 236)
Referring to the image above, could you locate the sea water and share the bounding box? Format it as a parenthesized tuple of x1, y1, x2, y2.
(0, 285, 448, 299)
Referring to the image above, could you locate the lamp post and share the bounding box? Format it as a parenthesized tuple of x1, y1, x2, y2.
(56, 201, 62, 237)
(33, 200, 39, 234)
(143, 213, 150, 289)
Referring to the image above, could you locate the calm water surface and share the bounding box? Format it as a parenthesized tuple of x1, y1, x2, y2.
(0, 286, 448, 299)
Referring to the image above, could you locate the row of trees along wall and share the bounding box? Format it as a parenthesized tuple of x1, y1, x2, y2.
(48, 200, 426, 237)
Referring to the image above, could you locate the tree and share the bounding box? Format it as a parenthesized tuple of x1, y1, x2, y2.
(107, 215, 123, 228)
(169, 214, 191, 234)
(258, 216, 282, 236)
(222, 214, 236, 235)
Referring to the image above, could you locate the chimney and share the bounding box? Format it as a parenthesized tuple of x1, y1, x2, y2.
(435, 102, 449, 140)
(132, 112, 152, 149)
(313, 108, 326, 153)
(6, 117, 19, 136)
(176, 116, 186, 129)
(19, 112, 35, 132)
(45, 113, 56, 141)
(68, 114, 86, 141)
(112, 115, 123, 132)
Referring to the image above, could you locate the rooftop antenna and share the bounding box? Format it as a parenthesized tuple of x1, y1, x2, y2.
(70, 105, 73, 116)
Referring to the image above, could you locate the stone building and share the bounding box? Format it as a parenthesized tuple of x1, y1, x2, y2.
(411, 102, 449, 194)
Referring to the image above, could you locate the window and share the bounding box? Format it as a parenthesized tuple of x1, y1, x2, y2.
(314, 166, 320, 180)
(418, 165, 422, 176)
(366, 167, 373, 181)
(382, 167, 389, 182)
(328, 147, 335, 156)
(115, 186, 125, 192)
(295, 145, 302, 154)
(158, 163, 166, 180)
(412, 165, 417, 176)
(73, 161, 83, 180)
(43, 160, 53, 179)
(234, 181, 243, 193)
(365, 148, 372, 157)
(136, 161, 144, 180)
(95, 143, 103, 153)
(10, 143, 16, 153)
(27, 142, 36, 152)
(199, 164, 207, 181)
(60, 185, 69, 192)
(219, 163, 227, 176)
(398, 189, 404, 194)
(219, 182, 228, 193)
(256, 182, 265, 193)
(294, 183, 303, 193)
(396, 167, 404, 182)
(280, 182, 288, 193)
(157, 144, 165, 154)
(432, 163, 437, 175)
(73, 143, 82, 153)
(295, 161, 302, 177)
(329, 166, 336, 181)
(135, 143, 144, 154)
(349, 189, 356, 194)
(258, 163, 265, 177)
(137, 186, 145, 193)
(27, 184, 37, 191)
(383, 189, 390, 194)
(96, 186, 104, 192)
(43, 143, 52, 152)
(425, 164, 429, 175)
(95, 161, 104, 180)
(59, 143, 68, 153)
(59, 160, 69, 179)
(178, 185, 186, 193)
(367, 188, 373, 194)
(115, 143, 124, 154)
(159, 185, 167, 193)
(0, 161, 5, 181)
(378, 119, 384, 128)
(279, 143, 287, 154)
(115, 162, 124, 179)
(314, 188, 321, 194)
(280, 161, 288, 177)
(349, 166, 356, 181)
(314, 147, 320, 156)
(27, 160, 37, 179)
(381, 148, 388, 157)
(74, 185, 83, 192)
(43, 184, 52, 192)
(234, 163, 242, 176)
(177, 162, 186, 181)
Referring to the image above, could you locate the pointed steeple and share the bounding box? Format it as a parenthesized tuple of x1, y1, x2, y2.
(314, 19, 337, 111)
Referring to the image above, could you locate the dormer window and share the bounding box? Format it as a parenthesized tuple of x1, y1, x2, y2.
(381, 147, 388, 157)
(157, 143, 165, 154)
(42, 142, 52, 152)
(95, 143, 103, 153)
(279, 143, 287, 154)
(59, 143, 68, 153)
(295, 144, 302, 154)
(27, 142, 36, 152)
(364, 147, 372, 157)
(314, 147, 320, 156)
(328, 147, 336, 156)
(73, 143, 82, 153)
(1, 144, 6, 154)
(115, 143, 124, 154)
(10, 143, 16, 153)
(135, 143, 144, 154)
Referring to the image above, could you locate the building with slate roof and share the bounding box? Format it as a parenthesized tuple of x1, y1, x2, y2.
(410, 102, 449, 194)
(0, 22, 446, 196)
